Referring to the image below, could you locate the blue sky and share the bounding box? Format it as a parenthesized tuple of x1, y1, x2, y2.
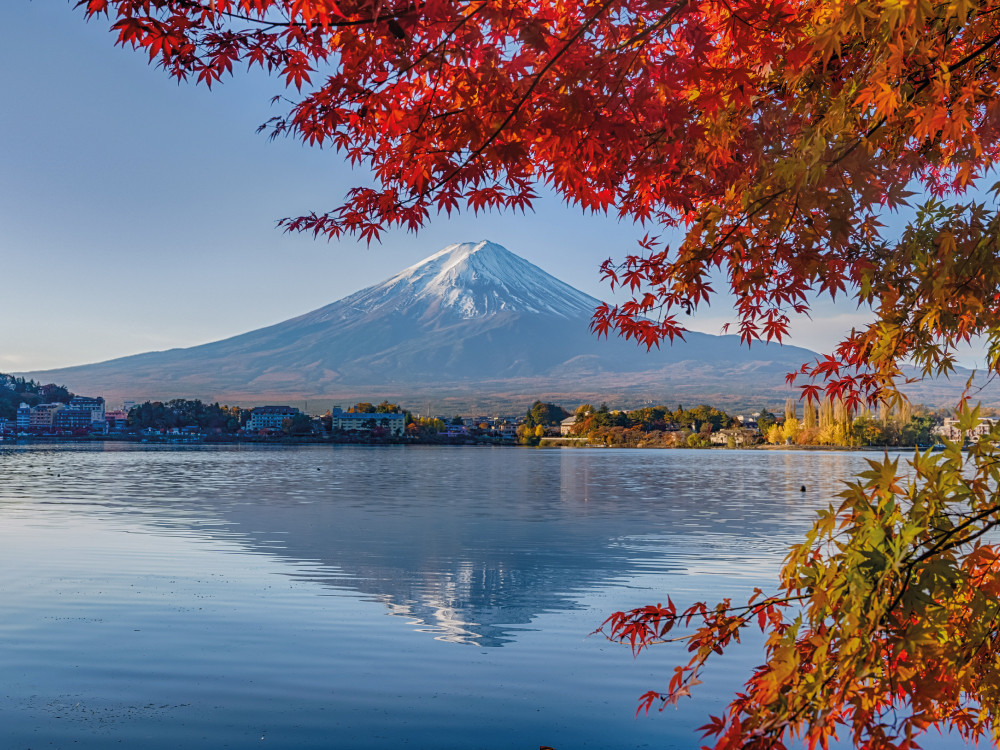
(1, 1, 878, 373)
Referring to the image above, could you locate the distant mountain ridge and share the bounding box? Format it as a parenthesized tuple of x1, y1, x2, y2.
(21, 241, 997, 410)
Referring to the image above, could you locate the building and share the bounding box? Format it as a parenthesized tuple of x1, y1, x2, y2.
(70, 396, 106, 427)
(29, 403, 65, 432)
(105, 409, 130, 432)
(53, 408, 94, 432)
(559, 416, 578, 436)
(16, 403, 31, 431)
(934, 417, 997, 442)
(330, 408, 406, 436)
(246, 405, 301, 432)
(710, 428, 758, 446)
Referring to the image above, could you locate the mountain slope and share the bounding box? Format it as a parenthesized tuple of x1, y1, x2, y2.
(22, 240, 988, 409)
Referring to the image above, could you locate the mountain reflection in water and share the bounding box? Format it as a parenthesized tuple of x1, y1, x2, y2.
(0, 444, 867, 648)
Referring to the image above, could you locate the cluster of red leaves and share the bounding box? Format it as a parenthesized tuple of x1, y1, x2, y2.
(595, 593, 794, 714)
(78, 0, 1000, 405)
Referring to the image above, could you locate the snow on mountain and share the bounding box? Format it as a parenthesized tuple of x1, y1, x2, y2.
(297, 240, 599, 324)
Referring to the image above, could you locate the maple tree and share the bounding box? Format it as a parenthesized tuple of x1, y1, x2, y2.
(77, 0, 1000, 746)
(600, 409, 1000, 750)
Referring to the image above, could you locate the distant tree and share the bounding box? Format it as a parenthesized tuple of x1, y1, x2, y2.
(686, 433, 706, 448)
(851, 414, 885, 446)
(782, 417, 801, 444)
(38, 383, 72, 404)
(353, 402, 377, 413)
(411, 417, 445, 435)
(0, 373, 72, 419)
(901, 415, 937, 447)
(525, 401, 570, 428)
(757, 409, 777, 434)
(376, 401, 401, 413)
(516, 423, 540, 446)
(286, 413, 314, 435)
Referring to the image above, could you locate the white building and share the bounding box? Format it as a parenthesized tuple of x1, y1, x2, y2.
(330, 408, 405, 436)
(934, 417, 997, 442)
(246, 405, 301, 432)
(559, 416, 578, 436)
(710, 428, 758, 446)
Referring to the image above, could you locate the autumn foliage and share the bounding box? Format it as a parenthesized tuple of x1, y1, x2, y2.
(600, 407, 1000, 749)
(77, 0, 1000, 746)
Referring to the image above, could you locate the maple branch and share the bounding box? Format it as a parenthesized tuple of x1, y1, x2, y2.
(596, 593, 806, 648)
(167, 0, 424, 30)
(833, 25, 1000, 167)
(606, 0, 692, 53)
(886, 502, 1000, 616)
(418, 0, 621, 198)
(944, 29, 1000, 78)
(394, 1, 488, 78)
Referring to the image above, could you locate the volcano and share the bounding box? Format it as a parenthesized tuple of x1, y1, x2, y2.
(22, 240, 937, 410)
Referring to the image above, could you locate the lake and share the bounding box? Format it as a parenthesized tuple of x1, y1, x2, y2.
(0, 444, 911, 748)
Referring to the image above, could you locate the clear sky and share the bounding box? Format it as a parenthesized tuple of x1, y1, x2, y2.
(2, 1, 883, 374)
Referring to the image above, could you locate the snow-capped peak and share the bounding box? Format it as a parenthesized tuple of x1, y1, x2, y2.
(332, 240, 601, 320)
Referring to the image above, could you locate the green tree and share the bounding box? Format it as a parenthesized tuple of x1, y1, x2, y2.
(524, 401, 569, 428)
(901, 415, 938, 447)
(756, 409, 777, 434)
(285, 413, 314, 435)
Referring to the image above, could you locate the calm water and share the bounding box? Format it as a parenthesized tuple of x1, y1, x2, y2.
(0, 444, 883, 748)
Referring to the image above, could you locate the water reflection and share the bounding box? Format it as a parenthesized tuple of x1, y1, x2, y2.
(0, 444, 870, 647)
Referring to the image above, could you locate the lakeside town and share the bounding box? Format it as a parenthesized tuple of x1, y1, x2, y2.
(1, 373, 995, 448)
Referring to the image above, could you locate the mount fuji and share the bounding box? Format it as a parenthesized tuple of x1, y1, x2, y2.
(22, 240, 980, 410)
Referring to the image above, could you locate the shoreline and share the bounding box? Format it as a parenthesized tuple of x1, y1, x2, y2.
(2, 435, 943, 452)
